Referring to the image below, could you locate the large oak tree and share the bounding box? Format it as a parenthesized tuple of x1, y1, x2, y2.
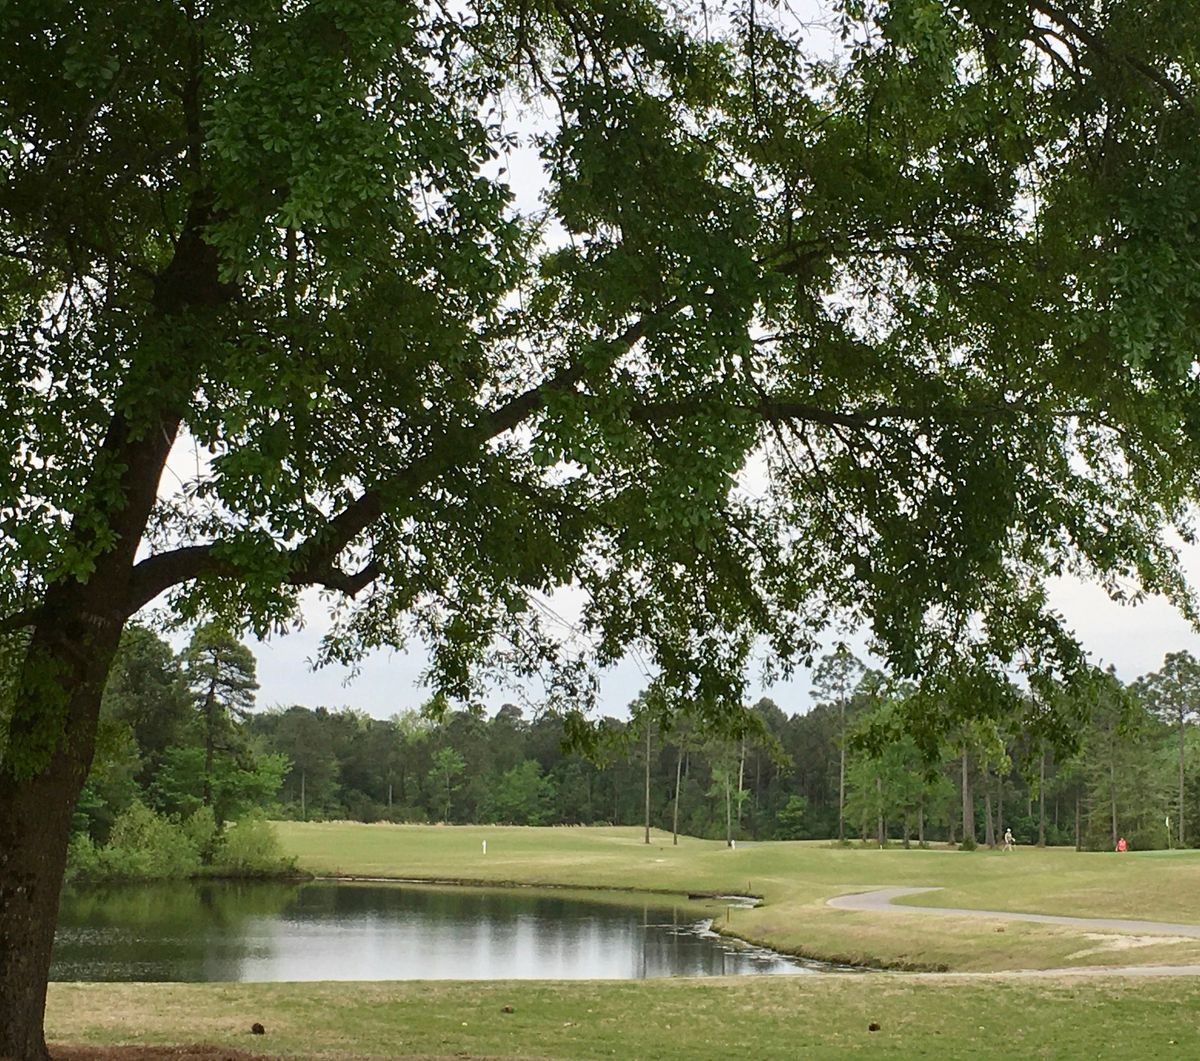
(2, 1, 1199, 1055)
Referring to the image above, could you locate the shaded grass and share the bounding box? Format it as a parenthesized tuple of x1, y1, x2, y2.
(274, 824, 1200, 972)
(47, 976, 1200, 1060)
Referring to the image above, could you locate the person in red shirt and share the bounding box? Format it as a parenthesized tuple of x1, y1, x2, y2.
(1116, 837, 1128, 852)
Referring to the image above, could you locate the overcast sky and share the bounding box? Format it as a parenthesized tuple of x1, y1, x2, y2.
(241, 552, 1200, 720)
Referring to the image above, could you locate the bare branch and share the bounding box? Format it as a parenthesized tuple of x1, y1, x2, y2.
(1032, 2, 1196, 112)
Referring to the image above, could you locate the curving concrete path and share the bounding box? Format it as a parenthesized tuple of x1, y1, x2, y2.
(827, 886, 1200, 938)
(827, 887, 1200, 976)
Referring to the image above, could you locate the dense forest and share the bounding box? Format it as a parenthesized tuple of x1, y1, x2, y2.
(74, 625, 1200, 858)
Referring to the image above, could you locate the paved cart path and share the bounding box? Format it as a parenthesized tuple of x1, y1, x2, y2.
(828, 886, 1200, 938)
(826, 886, 1200, 976)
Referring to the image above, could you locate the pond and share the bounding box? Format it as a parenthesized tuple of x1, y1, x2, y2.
(51, 880, 837, 982)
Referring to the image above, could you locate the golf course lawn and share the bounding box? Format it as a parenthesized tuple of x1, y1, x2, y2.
(272, 822, 1200, 972)
(46, 975, 1200, 1060)
(45, 824, 1200, 1059)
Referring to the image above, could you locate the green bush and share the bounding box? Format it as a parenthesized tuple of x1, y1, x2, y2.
(212, 815, 295, 876)
(67, 801, 200, 881)
(182, 805, 219, 863)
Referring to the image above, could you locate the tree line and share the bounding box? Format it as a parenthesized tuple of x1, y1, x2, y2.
(76, 627, 1200, 854)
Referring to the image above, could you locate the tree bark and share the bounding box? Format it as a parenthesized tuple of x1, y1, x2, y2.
(996, 777, 1004, 840)
(837, 698, 846, 842)
(984, 787, 996, 848)
(1109, 757, 1118, 850)
(876, 775, 884, 847)
(736, 737, 746, 827)
(960, 746, 975, 844)
(202, 677, 218, 809)
(1080, 792, 1089, 859)
(1038, 752, 1046, 847)
(643, 722, 652, 845)
(0, 587, 127, 1060)
(725, 772, 732, 848)
(1179, 708, 1186, 848)
(672, 745, 683, 846)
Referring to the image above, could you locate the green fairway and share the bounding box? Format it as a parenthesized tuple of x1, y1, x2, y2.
(45, 975, 1200, 1060)
(274, 822, 1200, 972)
(44, 824, 1200, 1059)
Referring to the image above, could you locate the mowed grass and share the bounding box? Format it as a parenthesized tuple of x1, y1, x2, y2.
(275, 823, 1200, 972)
(46, 975, 1200, 1060)
(46, 825, 1200, 1059)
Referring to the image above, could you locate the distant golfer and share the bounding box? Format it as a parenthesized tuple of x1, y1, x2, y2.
(1116, 836, 1128, 852)
(1003, 828, 1014, 852)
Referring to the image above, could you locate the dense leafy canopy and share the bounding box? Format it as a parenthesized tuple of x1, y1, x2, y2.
(3, 0, 1200, 755)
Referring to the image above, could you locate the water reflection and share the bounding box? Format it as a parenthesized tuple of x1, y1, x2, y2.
(53, 881, 830, 982)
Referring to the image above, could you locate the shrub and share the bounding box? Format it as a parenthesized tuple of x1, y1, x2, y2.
(68, 801, 200, 881)
(212, 816, 295, 876)
(182, 805, 219, 863)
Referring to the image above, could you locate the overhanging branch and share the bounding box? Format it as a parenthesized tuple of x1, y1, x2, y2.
(125, 303, 681, 613)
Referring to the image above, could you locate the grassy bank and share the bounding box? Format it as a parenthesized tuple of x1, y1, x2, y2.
(46, 975, 1200, 1060)
(47, 825, 1200, 1059)
(274, 822, 1200, 972)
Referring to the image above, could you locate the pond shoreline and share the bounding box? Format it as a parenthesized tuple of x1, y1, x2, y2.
(54, 877, 827, 982)
(312, 872, 891, 972)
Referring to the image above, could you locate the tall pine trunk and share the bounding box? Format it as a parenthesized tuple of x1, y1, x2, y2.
(643, 722, 652, 844)
(736, 738, 746, 827)
(725, 772, 732, 848)
(984, 788, 996, 848)
(672, 746, 683, 846)
(837, 699, 846, 842)
(202, 678, 218, 808)
(1179, 709, 1187, 848)
(875, 775, 884, 847)
(960, 747, 975, 844)
(1038, 752, 1046, 847)
(1109, 758, 1119, 849)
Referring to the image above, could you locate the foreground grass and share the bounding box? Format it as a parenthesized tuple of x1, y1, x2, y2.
(275, 823, 1200, 972)
(46, 976, 1200, 1060)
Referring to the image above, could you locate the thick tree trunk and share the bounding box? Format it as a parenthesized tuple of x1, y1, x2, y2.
(0, 593, 126, 1061)
(0, 182, 230, 1058)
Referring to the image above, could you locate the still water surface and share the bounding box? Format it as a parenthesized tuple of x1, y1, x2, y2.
(52, 881, 831, 981)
